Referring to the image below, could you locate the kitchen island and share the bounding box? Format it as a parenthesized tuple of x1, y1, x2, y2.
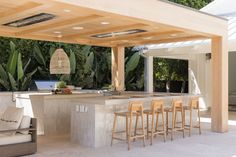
(16, 92, 199, 147)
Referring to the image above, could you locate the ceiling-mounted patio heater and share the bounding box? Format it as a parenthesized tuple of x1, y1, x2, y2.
(3, 13, 56, 27)
(50, 49, 70, 74)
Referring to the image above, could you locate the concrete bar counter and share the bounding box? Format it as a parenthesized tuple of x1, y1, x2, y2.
(70, 92, 198, 147)
(15, 91, 199, 147)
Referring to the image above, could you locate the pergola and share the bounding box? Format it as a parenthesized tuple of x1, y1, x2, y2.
(0, 0, 228, 133)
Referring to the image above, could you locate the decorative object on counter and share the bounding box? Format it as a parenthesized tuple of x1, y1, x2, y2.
(50, 48, 70, 74)
(52, 81, 72, 94)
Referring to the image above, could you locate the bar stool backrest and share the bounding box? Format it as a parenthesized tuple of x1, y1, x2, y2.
(172, 100, 183, 109)
(191, 97, 199, 109)
(151, 100, 164, 112)
(128, 101, 143, 113)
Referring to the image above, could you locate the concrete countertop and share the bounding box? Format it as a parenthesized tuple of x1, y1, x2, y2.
(16, 91, 199, 105)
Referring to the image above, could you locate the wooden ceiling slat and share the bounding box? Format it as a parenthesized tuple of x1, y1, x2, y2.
(0, 2, 42, 19)
(92, 30, 183, 45)
(63, 23, 148, 39)
(16, 14, 103, 35)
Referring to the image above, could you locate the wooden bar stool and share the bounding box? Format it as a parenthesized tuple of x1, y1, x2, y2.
(144, 100, 166, 145)
(111, 101, 146, 150)
(184, 97, 201, 136)
(165, 99, 185, 141)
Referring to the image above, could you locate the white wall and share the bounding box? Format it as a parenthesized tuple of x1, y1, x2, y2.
(189, 54, 212, 109)
(229, 51, 236, 94)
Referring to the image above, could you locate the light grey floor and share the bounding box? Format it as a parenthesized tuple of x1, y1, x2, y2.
(26, 112, 236, 157)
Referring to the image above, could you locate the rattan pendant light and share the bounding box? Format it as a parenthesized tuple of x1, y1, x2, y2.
(50, 48, 70, 74)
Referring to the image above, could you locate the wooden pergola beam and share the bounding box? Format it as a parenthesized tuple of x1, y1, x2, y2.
(115, 35, 208, 47)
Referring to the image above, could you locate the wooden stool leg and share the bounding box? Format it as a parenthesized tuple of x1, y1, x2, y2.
(166, 111, 169, 135)
(151, 113, 155, 145)
(154, 113, 159, 138)
(181, 109, 185, 138)
(171, 111, 175, 141)
(189, 109, 192, 137)
(134, 114, 139, 141)
(141, 112, 146, 147)
(126, 116, 129, 141)
(146, 114, 149, 139)
(174, 110, 177, 128)
(111, 114, 117, 146)
(198, 108, 201, 135)
(128, 115, 133, 150)
(162, 112, 166, 142)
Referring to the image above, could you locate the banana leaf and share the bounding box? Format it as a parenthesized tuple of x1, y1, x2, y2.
(33, 44, 46, 66)
(0, 64, 8, 81)
(6, 42, 18, 77)
(21, 68, 37, 91)
(49, 47, 56, 57)
(37, 67, 49, 78)
(23, 58, 31, 72)
(0, 79, 10, 90)
(9, 41, 16, 56)
(69, 50, 76, 74)
(84, 52, 94, 74)
(81, 46, 91, 56)
(17, 53, 24, 81)
(125, 52, 140, 77)
(8, 73, 17, 91)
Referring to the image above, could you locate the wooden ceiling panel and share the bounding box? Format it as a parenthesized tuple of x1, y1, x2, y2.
(16, 15, 103, 35)
(0, 0, 215, 47)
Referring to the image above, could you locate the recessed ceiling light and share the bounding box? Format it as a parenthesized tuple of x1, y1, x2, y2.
(63, 9, 71, 13)
(170, 34, 177, 37)
(54, 31, 61, 34)
(143, 37, 153, 40)
(101, 21, 110, 25)
(72, 26, 84, 30)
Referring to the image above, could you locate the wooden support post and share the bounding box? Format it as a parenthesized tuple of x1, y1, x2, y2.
(211, 36, 228, 133)
(144, 56, 153, 93)
(112, 47, 125, 91)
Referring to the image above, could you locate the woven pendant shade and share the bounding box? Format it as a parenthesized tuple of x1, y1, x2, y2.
(50, 48, 70, 74)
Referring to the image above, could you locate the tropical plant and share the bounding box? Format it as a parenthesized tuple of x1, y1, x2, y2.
(168, 0, 213, 9)
(0, 41, 37, 91)
(153, 58, 188, 93)
(59, 46, 95, 88)
(125, 48, 144, 91)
